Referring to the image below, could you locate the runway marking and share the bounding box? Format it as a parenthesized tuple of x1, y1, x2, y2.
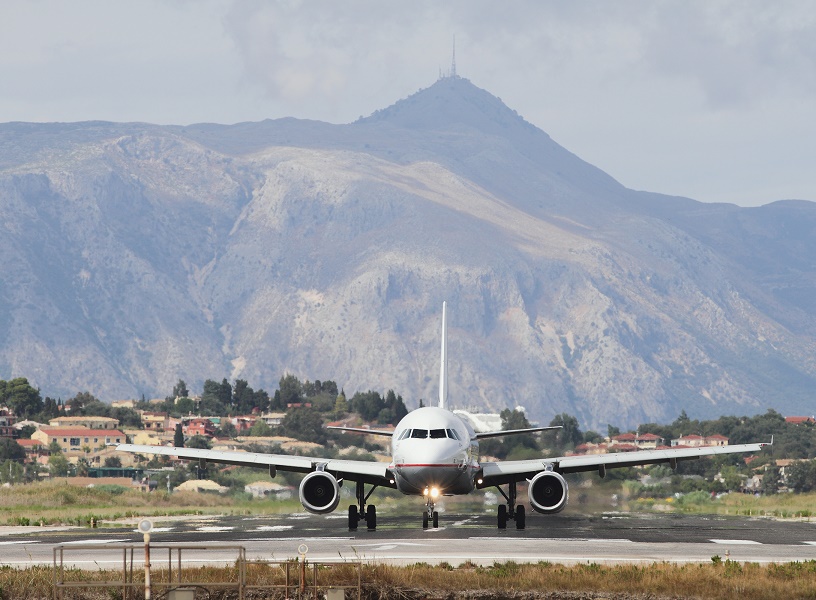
(0, 540, 40, 545)
(802, 542, 816, 546)
(62, 539, 130, 545)
(132, 527, 173, 533)
(353, 542, 429, 548)
(238, 537, 354, 542)
(255, 525, 294, 532)
(469, 537, 633, 543)
(197, 526, 235, 532)
(710, 539, 761, 545)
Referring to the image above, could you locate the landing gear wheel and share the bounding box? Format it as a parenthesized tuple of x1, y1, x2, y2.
(497, 504, 507, 529)
(366, 504, 377, 530)
(422, 511, 429, 529)
(515, 505, 526, 530)
(432, 510, 439, 529)
(348, 505, 358, 531)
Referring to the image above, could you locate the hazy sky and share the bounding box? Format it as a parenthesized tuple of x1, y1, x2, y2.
(3, 1, 815, 207)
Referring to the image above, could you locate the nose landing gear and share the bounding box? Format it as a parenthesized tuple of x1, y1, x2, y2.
(495, 481, 526, 530)
(423, 488, 440, 529)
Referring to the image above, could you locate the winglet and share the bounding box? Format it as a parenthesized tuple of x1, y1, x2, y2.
(439, 301, 448, 410)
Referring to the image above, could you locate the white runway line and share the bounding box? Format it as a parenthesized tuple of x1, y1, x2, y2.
(62, 539, 130, 545)
(709, 539, 762, 545)
(197, 526, 235, 532)
(0, 540, 40, 545)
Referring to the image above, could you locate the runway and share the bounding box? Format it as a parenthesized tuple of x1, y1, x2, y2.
(2, 511, 815, 568)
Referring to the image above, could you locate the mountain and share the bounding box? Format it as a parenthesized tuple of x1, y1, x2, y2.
(2, 76, 815, 430)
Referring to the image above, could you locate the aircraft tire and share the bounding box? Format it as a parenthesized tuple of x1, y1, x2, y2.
(422, 511, 429, 529)
(497, 504, 507, 529)
(366, 505, 377, 530)
(515, 505, 526, 530)
(348, 505, 358, 530)
(432, 511, 439, 529)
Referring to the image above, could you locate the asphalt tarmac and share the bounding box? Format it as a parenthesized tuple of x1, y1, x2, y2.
(3, 510, 816, 568)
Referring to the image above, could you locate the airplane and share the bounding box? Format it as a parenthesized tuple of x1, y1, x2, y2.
(117, 302, 771, 530)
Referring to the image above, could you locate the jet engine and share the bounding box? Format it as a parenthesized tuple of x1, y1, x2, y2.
(528, 471, 569, 514)
(299, 471, 341, 514)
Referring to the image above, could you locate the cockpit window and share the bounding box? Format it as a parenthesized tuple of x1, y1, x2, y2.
(410, 429, 429, 439)
(430, 429, 447, 439)
(446, 428, 460, 440)
(397, 429, 410, 440)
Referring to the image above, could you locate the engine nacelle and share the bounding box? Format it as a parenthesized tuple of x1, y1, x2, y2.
(299, 471, 341, 514)
(528, 470, 569, 514)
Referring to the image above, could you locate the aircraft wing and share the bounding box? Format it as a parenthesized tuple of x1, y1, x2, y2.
(117, 444, 394, 487)
(478, 441, 771, 487)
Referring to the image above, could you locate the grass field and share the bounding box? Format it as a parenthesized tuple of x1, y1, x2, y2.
(4, 559, 816, 599)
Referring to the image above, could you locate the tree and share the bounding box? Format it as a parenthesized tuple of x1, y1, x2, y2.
(248, 419, 273, 437)
(17, 424, 36, 439)
(66, 391, 98, 415)
(174, 423, 184, 447)
(218, 378, 233, 408)
(172, 379, 189, 399)
(48, 452, 70, 477)
(334, 392, 349, 417)
(216, 421, 238, 439)
(761, 464, 780, 495)
(175, 397, 195, 415)
(233, 379, 255, 414)
(0, 438, 25, 462)
(280, 407, 327, 444)
(548, 413, 583, 451)
(351, 391, 384, 422)
(5, 378, 43, 419)
(278, 374, 302, 406)
(186, 435, 212, 450)
(104, 456, 122, 468)
(786, 460, 816, 493)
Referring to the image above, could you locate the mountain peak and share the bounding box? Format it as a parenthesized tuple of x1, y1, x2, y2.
(358, 76, 542, 137)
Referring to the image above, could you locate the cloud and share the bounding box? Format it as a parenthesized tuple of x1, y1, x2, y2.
(643, 1, 816, 109)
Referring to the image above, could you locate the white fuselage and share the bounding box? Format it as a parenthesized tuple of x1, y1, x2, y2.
(390, 406, 480, 496)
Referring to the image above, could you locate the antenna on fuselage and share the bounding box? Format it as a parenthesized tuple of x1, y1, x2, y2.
(439, 301, 448, 410)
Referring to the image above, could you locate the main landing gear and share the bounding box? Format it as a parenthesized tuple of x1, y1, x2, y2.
(348, 481, 378, 531)
(495, 481, 526, 530)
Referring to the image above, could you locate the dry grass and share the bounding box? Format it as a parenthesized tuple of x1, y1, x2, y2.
(4, 560, 816, 600)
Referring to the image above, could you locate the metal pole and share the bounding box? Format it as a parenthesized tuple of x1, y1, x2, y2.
(144, 533, 151, 600)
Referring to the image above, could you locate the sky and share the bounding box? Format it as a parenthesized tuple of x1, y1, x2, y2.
(3, 1, 815, 207)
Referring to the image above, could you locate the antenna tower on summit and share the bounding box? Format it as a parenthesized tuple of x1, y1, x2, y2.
(451, 35, 457, 78)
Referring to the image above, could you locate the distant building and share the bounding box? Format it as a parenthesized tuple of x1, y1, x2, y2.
(670, 434, 728, 448)
(141, 412, 170, 431)
(49, 416, 120, 430)
(785, 416, 815, 425)
(184, 418, 216, 438)
(32, 427, 126, 452)
(0, 410, 16, 438)
(259, 412, 286, 426)
(111, 400, 136, 409)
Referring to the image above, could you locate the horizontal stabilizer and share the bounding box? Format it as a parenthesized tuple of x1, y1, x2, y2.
(326, 426, 394, 437)
(475, 425, 562, 440)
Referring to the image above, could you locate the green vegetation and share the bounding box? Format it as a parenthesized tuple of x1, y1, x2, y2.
(4, 559, 816, 599)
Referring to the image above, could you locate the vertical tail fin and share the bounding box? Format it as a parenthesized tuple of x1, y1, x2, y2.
(439, 301, 448, 410)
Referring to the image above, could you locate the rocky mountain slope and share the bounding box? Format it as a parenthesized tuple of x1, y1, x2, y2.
(2, 76, 815, 430)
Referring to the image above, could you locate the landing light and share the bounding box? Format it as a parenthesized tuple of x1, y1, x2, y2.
(477, 478, 483, 485)
(430, 487, 440, 499)
(423, 488, 429, 496)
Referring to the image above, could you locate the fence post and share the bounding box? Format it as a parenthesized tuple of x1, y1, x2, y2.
(138, 519, 153, 600)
